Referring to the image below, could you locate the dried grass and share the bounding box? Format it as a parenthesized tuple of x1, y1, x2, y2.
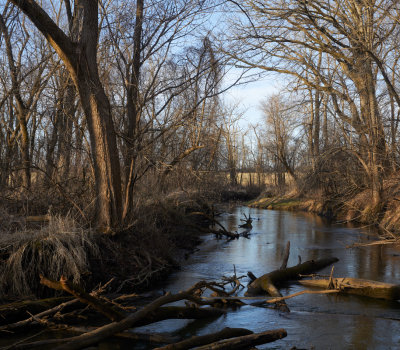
(0, 215, 99, 298)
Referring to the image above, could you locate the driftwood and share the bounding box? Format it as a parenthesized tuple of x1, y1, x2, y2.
(280, 241, 290, 270)
(247, 271, 257, 283)
(239, 213, 253, 228)
(2, 271, 287, 350)
(263, 289, 340, 304)
(48, 282, 227, 350)
(194, 328, 287, 350)
(246, 257, 339, 296)
(188, 212, 240, 239)
(39, 275, 124, 321)
(132, 306, 225, 327)
(299, 277, 400, 300)
(0, 297, 73, 326)
(0, 298, 80, 332)
(154, 327, 253, 350)
(244, 240, 338, 312)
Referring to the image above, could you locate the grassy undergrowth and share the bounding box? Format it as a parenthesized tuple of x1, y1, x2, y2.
(248, 197, 303, 210)
(0, 215, 99, 298)
(0, 193, 212, 300)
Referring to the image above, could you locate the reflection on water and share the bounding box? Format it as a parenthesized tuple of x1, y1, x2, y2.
(137, 206, 400, 349)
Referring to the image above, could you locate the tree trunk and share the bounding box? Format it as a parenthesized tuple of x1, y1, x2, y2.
(122, 0, 144, 222)
(351, 53, 386, 207)
(57, 80, 75, 181)
(76, 74, 122, 230)
(10, 0, 123, 231)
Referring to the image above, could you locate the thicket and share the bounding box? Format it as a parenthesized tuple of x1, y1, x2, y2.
(3, 0, 400, 297)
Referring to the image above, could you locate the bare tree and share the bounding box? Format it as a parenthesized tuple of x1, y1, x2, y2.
(223, 0, 400, 206)
(8, 0, 124, 230)
(262, 94, 300, 190)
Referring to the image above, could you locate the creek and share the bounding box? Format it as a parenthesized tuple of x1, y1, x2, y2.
(136, 205, 400, 349)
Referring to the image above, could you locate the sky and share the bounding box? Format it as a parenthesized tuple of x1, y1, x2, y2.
(222, 68, 285, 129)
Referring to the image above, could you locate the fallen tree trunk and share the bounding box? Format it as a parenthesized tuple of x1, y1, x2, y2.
(154, 327, 253, 350)
(299, 277, 400, 300)
(133, 306, 225, 327)
(39, 275, 124, 322)
(51, 281, 212, 350)
(0, 298, 80, 332)
(194, 328, 287, 350)
(0, 297, 73, 325)
(246, 257, 339, 296)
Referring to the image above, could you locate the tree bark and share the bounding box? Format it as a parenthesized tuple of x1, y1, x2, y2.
(10, 0, 122, 230)
(0, 14, 31, 189)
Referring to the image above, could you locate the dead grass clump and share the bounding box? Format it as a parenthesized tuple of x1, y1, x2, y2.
(0, 215, 99, 298)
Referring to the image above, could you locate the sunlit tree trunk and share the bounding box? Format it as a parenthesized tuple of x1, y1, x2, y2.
(11, 0, 122, 230)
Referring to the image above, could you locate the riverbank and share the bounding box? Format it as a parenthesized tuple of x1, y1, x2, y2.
(2, 204, 400, 349)
(0, 193, 214, 301)
(247, 179, 400, 235)
(248, 196, 334, 217)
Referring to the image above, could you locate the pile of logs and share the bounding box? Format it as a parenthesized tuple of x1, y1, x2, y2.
(0, 273, 287, 350)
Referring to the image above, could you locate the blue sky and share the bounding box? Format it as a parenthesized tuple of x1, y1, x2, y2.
(222, 70, 285, 128)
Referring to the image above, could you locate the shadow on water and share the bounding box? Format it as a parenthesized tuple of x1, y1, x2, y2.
(135, 205, 400, 349)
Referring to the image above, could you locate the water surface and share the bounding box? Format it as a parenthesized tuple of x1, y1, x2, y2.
(137, 206, 400, 349)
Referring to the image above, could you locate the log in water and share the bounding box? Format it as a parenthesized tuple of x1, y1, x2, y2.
(299, 277, 400, 300)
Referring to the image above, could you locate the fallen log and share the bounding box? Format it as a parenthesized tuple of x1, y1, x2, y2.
(299, 277, 400, 301)
(239, 213, 253, 229)
(193, 328, 287, 350)
(133, 306, 225, 327)
(3, 326, 178, 349)
(40, 275, 125, 321)
(50, 281, 212, 350)
(154, 327, 253, 350)
(262, 289, 339, 304)
(0, 297, 73, 325)
(0, 298, 81, 332)
(246, 257, 339, 296)
(188, 212, 240, 239)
